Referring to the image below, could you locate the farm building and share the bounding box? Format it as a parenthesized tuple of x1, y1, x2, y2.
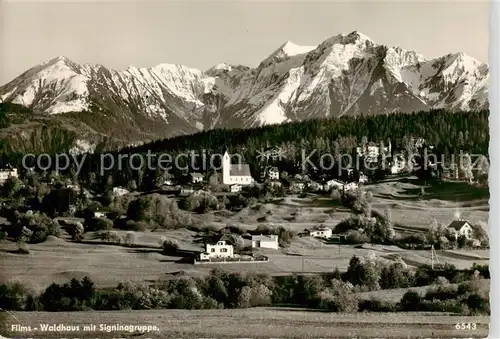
(305, 225, 332, 239)
(252, 234, 279, 250)
(447, 220, 474, 240)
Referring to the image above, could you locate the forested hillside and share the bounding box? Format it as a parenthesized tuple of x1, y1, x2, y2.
(2, 109, 488, 194)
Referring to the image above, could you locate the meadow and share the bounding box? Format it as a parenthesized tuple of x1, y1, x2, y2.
(0, 177, 489, 292)
(2, 308, 490, 338)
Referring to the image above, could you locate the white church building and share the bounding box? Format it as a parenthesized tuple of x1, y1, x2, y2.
(222, 151, 254, 186)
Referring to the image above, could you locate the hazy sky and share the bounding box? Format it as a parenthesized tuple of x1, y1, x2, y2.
(0, 1, 489, 85)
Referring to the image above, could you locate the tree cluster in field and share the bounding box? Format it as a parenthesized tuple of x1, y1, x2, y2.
(0, 256, 489, 315)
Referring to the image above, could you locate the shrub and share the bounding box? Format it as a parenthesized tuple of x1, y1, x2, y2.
(345, 230, 370, 244)
(249, 284, 272, 307)
(124, 220, 148, 232)
(0, 282, 29, 310)
(419, 299, 464, 313)
(89, 218, 114, 232)
(101, 231, 122, 244)
(398, 290, 422, 311)
(466, 293, 490, 315)
(159, 238, 180, 254)
(68, 222, 84, 242)
(124, 232, 137, 247)
(17, 240, 30, 254)
(330, 189, 341, 201)
(379, 263, 412, 289)
(424, 285, 458, 301)
(127, 194, 193, 229)
(235, 286, 252, 308)
(317, 279, 358, 312)
(358, 297, 397, 312)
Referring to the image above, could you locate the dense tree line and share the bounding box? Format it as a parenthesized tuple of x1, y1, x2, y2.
(0, 261, 489, 314)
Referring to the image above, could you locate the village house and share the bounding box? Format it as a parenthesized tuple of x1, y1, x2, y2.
(0, 167, 18, 185)
(179, 187, 195, 196)
(94, 211, 107, 218)
(290, 181, 306, 192)
(66, 184, 81, 192)
(230, 184, 242, 193)
(190, 173, 204, 184)
(447, 220, 474, 240)
(390, 157, 406, 174)
(163, 179, 174, 186)
(222, 151, 254, 185)
(307, 181, 324, 192)
(325, 179, 344, 191)
(251, 234, 279, 250)
(112, 187, 129, 197)
(267, 167, 280, 180)
(267, 180, 282, 187)
(344, 182, 358, 192)
(358, 173, 368, 184)
(305, 225, 332, 239)
(356, 144, 386, 159)
(199, 235, 234, 260)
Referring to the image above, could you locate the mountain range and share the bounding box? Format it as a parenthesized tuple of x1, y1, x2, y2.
(0, 31, 489, 153)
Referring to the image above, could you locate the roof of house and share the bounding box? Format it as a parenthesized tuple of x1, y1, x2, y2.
(206, 234, 237, 246)
(448, 220, 471, 231)
(252, 234, 278, 242)
(230, 164, 251, 176)
(310, 225, 331, 231)
(190, 173, 204, 178)
(268, 167, 279, 172)
(326, 179, 344, 184)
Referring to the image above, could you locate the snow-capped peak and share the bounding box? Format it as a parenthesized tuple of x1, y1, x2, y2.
(0, 29, 489, 144)
(278, 41, 317, 58)
(261, 40, 317, 66)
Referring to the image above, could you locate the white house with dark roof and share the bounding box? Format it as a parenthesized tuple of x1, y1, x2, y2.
(251, 234, 279, 250)
(447, 220, 474, 240)
(305, 225, 332, 239)
(222, 151, 253, 185)
(199, 235, 234, 260)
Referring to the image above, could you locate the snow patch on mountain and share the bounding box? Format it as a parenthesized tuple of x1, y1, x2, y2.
(0, 30, 489, 142)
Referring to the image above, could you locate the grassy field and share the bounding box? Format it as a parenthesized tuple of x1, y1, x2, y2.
(357, 278, 490, 303)
(0, 176, 489, 288)
(1, 308, 490, 338)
